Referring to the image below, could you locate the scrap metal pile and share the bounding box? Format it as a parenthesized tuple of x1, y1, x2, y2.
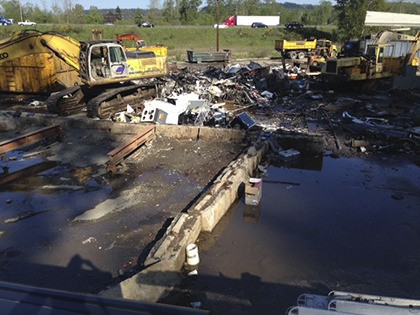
(111, 61, 290, 128)
(110, 60, 420, 159)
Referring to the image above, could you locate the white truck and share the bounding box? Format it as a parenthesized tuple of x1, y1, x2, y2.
(18, 20, 36, 26)
(222, 15, 280, 27)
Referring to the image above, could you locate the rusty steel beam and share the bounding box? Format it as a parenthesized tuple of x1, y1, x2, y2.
(0, 161, 58, 187)
(0, 125, 62, 161)
(107, 126, 156, 173)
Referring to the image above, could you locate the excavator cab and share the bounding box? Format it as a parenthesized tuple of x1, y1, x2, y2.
(87, 42, 129, 82)
(40, 37, 132, 86)
(365, 44, 387, 73)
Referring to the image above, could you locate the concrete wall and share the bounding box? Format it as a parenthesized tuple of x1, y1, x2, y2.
(12, 116, 245, 143)
(100, 141, 268, 302)
(110, 123, 246, 142)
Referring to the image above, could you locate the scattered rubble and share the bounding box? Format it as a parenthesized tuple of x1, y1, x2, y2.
(124, 60, 419, 161)
(2, 58, 418, 162)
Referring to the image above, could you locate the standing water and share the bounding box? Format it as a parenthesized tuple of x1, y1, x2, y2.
(164, 154, 420, 314)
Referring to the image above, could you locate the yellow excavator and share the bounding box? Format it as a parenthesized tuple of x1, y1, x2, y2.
(0, 30, 168, 118)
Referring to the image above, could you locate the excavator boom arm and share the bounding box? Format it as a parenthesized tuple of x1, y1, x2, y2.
(39, 33, 81, 71)
(0, 31, 81, 71)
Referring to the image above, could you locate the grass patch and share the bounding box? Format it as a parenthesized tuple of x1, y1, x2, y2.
(0, 24, 336, 61)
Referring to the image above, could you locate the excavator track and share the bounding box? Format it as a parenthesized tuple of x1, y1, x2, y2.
(47, 86, 86, 116)
(87, 84, 157, 119)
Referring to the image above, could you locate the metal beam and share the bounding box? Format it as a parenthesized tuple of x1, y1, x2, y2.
(107, 126, 156, 173)
(0, 125, 62, 161)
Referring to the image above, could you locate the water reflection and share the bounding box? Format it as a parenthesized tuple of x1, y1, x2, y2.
(192, 155, 420, 314)
(270, 152, 324, 171)
(243, 204, 262, 223)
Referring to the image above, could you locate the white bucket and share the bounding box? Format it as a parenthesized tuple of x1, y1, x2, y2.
(186, 243, 200, 266)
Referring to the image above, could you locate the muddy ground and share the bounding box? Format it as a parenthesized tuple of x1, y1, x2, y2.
(0, 112, 247, 293)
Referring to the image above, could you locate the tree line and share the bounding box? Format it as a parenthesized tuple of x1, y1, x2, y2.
(0, 0, 418, 39)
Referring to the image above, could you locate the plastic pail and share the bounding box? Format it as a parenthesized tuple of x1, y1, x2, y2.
(186, 243, 200, 266)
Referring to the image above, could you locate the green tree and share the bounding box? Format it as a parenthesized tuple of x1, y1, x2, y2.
(336, 0, 385, 40)
(385, 1, 420, 14)
(51, 1, 64, 23)
(367, 0, 385, 12)
(179, 0, 186, 21)
(301, 11, 309, 24)
(134, 9, 143, 24)
(71, 4, 86, 24)
(205, 0, 221, 19)
(31, 6, 49, 23)
(179, 0, 201, 23)
(237, 0, 260, 15)
(260, 0, 283, 17)
(205, 0, 240, 23)
(116, 6, 122, 20)
(62, 0, 73, 24)
(0, 0, 21, 22)
(335, 0, 367, 39)
(310, 0, 334, 25)
(86, 6, 104, 24)
(163, 0, 179, 22)
(147, 0, 161, 22)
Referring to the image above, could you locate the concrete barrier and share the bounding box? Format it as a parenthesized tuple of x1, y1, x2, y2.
(12, 115, 245, 143)
(110, 123, 245, 142)
(100, 141, 268, 302)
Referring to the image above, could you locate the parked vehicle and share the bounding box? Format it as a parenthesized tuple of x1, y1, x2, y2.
(18, 20, 36, 26)
(138, 22, 154, 28)
(275, 38, 337, 60)
(251, 22, 268, 28)
(285, 21, 303, 29)
(213, 24, 228, 28)
(221, 15, 279, 27)
(275, 39, 316, 59)
(0, 16, 12, 26)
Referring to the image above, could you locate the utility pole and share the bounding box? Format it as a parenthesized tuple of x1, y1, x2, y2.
(19, 1, 23, 22)
(216, 0, 220, 52)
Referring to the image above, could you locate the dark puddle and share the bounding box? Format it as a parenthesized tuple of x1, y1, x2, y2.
(168, 153, 420, 314)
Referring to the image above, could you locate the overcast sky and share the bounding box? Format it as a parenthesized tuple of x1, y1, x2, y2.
(22, 0, 326, 10)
